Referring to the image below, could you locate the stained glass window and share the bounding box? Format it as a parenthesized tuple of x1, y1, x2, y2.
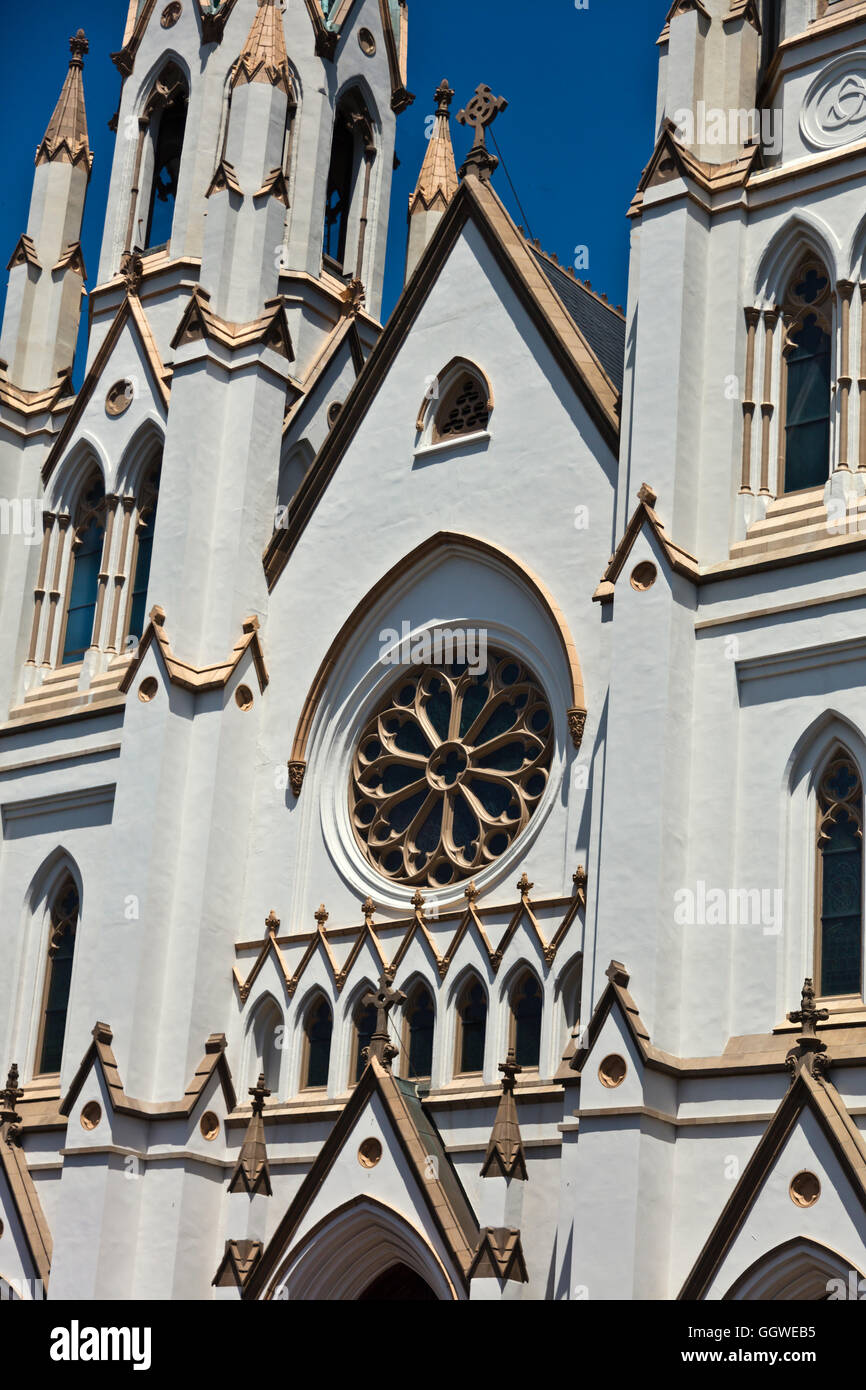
(62, 474, 105, 666)
(38, 876, 79, 1074)
(818, 753, 863, 997)
(303, 996, 333, 1089)
(404, 984, 434, 1079)
(782, 257, 832, 493)
(353, 1000, 376, 1082)
(456, 977, 486, 1074)
(511, 971, 543, 1068)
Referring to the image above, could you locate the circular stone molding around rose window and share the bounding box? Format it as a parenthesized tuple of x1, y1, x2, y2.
(598, 1054, 627, 1088)
(789, 1171, 821, 1208)
(358, 1137, 382, 1168)
(350, 650, 553, 890)
(105, 379, 134, 417)
(630, 561, 657, 592)
(80, 1101, 102, 1131)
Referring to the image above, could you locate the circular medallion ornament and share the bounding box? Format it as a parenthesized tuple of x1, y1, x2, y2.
(105, 379, 134, 417)
(235, 684, 254, 712)
(138, 677, 159, 703)
(802, 52, 866, 150)
(789, 1171, 821, 1208)
(598, 1054, 627, 1088)
(161, 2, 182, 28)
(630, 561, 657, 592)
(200, 1111, 220, 1141)
(358, 27, 376, 55)
(351, 651, 553, 888)
(80, 1101, 102, 1131)
(358, 1137, 382, 1168)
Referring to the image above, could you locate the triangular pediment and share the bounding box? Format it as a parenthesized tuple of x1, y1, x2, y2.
(243, 1057, 479, 1299)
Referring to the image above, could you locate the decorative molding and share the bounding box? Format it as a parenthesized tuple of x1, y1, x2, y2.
(119, 607, 270, 696)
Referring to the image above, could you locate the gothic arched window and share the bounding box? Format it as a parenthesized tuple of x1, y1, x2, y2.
(61, 472, 106, 665)
(322, 92, 375, 279)
(127, 461, 161, 644)
(781, 257, 832, 493)
(817, 751, 863, 998)
(509, 970, 543, 1069)
(432, 371, 490, 443)
(250, 997, 282, 1093)
(455, 976, 487, 1076)
(301, 995, 333, 1090)
(403, 983, 434, 1080)
(144, 65, 189, 250)
(353, 997, 377, 1083)
(37, 875, 79, 1075)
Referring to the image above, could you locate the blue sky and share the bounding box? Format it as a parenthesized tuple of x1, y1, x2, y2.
(0, 1, 664, 375)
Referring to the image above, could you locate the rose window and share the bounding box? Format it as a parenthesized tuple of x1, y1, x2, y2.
(351, 652, 553, 887)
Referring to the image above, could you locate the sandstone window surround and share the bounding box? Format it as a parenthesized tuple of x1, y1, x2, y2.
(739, 258, 866, 497)
(28, 459, 161, 673)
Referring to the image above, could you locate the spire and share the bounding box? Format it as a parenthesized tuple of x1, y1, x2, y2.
(232, 0, 293, 97)
(409, 80, 458, 216)
(480, 1049, 527, 1180)
(228, 1074, 273, 1196)
(36, 30, 92, 172)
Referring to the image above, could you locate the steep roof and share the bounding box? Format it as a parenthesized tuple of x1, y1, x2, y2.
(527, 243, 626, 392)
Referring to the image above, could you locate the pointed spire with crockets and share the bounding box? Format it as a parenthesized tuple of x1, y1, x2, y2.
(480, 1048, 527, 1180)
(36, 30, 92, 171)
(405, 79, 459, 283)
(228, 1073, 273, 1196)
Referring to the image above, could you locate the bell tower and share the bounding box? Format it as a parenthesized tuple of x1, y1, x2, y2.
(95, 0, 411, 376)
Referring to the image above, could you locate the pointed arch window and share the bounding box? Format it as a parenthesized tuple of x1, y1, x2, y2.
(61, 473, 106, 666)
(144, 66, 189, 250)
(353, 997, 377, 1083)
(251, 998, 283, 1093)
(781, 257, 832, 494)
(817, 751, 863, 998)
(37, 875, 79, 1075)
(509, 971, 543, 1069)
(301, 996, 333, 1090)
(455, 976, 487, 1076)
(403, 983, 434, 1081)
(322, 92, 375, 280)
(432, 371, 490, 443)
(127, 460, 161, 644)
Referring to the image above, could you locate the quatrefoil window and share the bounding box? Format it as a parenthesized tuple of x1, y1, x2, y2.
(350, 652, 553, 888)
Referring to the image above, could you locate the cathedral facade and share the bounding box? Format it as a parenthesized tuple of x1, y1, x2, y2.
(3, 0, 866, 1301)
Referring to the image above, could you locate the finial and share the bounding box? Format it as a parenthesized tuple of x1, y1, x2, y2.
(573, 866, 587, 896)
(434, 78, 454, 114)
(1, 1063, 24, 1129)
(517, 872, 533, 898)
(412, 888, 426, 918)
(265, 909, 280, 935)
(464, 881, 479, 903)
(314, 904, 329, 929)
(70, 30, 89, 65)
(499, 1047, 521, 1092)
(362, 973, 407, 1069)
(786, 977, 831, 1083)
(249, 1072, 271, 1117)
(362, 897, 375, 926)
(456, 83, 508, 182)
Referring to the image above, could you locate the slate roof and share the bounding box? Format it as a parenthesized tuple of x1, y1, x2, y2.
(529, 245, 625, 393)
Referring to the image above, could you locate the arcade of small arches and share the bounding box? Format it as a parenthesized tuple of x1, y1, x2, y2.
(244, 960, 578, 1100)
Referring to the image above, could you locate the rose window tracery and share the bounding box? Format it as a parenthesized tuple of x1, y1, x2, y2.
(350, 652, 553, 887)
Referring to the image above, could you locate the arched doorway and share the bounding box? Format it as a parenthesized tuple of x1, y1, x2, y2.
(724, 1238, 865, 1300)
(358, 1263, 438, 1301)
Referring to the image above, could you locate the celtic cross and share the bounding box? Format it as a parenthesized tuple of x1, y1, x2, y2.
(362, 973, 406, 1068)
